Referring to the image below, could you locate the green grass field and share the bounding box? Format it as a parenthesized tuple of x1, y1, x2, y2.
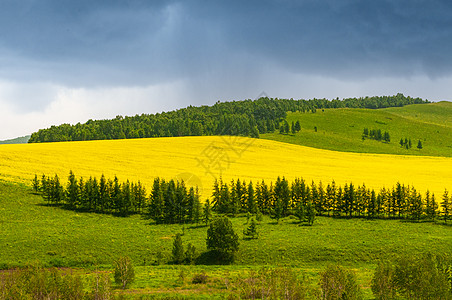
(262, 101, 452, 157)
(2, 181, 452, 298)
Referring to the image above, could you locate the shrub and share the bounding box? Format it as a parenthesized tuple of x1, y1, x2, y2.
(114, 256, 135, 290)
(237, 268, 317, 299)
(371, 254, 452, 299)
(371, 261, 397, 300)
(192, 272, 208, 284)
(320, 264, 362, 300)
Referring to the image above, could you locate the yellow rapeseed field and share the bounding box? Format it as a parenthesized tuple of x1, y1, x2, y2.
(1, 136, 451, 198)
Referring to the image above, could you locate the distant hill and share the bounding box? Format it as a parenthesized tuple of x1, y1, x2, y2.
(261, 101, 452, 157)
(28, 94, 427, 143)
(0, 135, 30, 144)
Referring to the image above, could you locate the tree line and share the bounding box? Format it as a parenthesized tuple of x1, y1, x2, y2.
(34, 172, 452, 224)
(28, 94, 428, 143)
(34, 172, 211, 223)
(211, 177, 451, 223)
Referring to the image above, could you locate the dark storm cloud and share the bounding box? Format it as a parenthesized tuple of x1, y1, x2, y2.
(1, 0, 452, 86)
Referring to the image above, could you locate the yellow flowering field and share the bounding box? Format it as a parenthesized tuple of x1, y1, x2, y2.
(1, 136, 451, 198)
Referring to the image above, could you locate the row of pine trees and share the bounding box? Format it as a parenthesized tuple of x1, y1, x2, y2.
(212, 177, 452, 223)
(34, 172, 452, 224)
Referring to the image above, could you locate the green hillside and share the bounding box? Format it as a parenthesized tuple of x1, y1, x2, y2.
(0, 135, 30, 144)
(262, 101, 452, 157)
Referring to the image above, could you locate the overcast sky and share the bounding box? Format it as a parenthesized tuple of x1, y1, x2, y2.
(1, 0, 452, 140)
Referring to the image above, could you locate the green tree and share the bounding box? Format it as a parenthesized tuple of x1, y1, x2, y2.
(291, 121, 296, 134)
(441, 189, 450, 224)
(203, 199, 212, 226)
(172, 233, 185, 264)
(32, 174, 40, 193)
(243, 217, 258, 239)
(206, 216, 239, 263)
(417, 139, 423, 150)
(294, 120, 301, 132)
(284, 120, 290, 134)
(66, 171, 79, 209)
(114, 256, 135, 290)
(306, 201, 316, 226)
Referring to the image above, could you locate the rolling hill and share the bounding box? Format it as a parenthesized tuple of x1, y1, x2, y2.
(1, 136, 452, 198)
(262, 101, 452, 157)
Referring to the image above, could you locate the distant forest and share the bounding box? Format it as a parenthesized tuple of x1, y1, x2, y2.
(28, 94, 428, 143)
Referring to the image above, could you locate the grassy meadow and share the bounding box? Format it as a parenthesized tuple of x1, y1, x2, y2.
(262, 101, 452, 157)
(1, 136, 452, 200)
(2, 181, 452, 298)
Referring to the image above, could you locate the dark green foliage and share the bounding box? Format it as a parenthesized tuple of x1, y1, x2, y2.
(320, 265, 363, 300)
(206, 216, 239, 263)
(372, 254, 452, 300)
(184, 243, 197, 264)
(114, 256, 135, 290)
(294, 120, 301, 132)
(417, 139, 423, 149)
(28, 94, 428, 143)
(362, 128, 390, 143)
(31, 95, 429, 143)
(172, 233, 185, 264)
(203, 199, 212, 225)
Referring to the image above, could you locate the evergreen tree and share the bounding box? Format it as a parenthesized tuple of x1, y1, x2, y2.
(291, 121, 296, 134)
(417, 139, 423, 150)
(245, 181, 256, 213)
(294, 120, 301, 132)
(294, 200, 305, 223)
(399, 138, 404, 147)
(203, 199, 212, 226)
(441, 190, 450, 224)
(172, 233, 185, 264)
(66, 171, 79, 209)
(306, 201, 316, 225)
(243, 217, 258, 239)
(32, 174, 40, 193)
(368, 190, 377, 219)
(191, 187, 202, 224)
(284, 120, 290, 134)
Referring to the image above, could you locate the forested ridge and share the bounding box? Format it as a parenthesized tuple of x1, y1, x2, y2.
(28, 94, 428, 143)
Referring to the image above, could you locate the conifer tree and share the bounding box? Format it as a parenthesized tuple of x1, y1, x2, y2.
(172, 233, 185, 264)
(32, 174, 40, 193)
(294, 120, 301, 132)
(247, 181, 256, 213)
(417, 139, 423, 150)
(66, 171, 79, 209)
(441, 190, 450, 224)
(243, 217, 258, 239)
(306, 201, 316, 225)
(203, 199, 212, 226)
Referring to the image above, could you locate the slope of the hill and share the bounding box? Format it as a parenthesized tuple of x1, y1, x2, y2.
(1, 136, 452, 198)
(0, 135, 30, 144)
(261, 101, 452, 157)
